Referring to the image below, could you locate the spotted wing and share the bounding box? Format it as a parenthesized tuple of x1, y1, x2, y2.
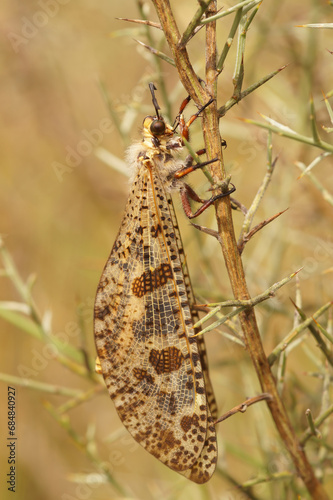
(166, 193, 218, 482)
(167, 194, 218, 421)
(94, 163, 211, 476)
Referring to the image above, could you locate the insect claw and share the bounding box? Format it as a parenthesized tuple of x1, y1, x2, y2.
(194, 97, 215, 117)
(180, 182, 235, 219)
(208, 176, 233, 192)
(212, 182, 236, 199)
(210, 183, 236, 204)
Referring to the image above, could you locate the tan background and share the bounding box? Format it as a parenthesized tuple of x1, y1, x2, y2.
(0, 1, 332, 499)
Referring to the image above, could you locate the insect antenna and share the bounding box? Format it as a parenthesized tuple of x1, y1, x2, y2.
(148, 82, 161, 119)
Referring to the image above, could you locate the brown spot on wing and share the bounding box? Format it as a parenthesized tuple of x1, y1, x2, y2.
(133, 368, 155, 384)
(131, 263, 173, 297)
(156, 390, 177, 414)
(149, 346, 184, 375)
(151, 223, 162, 238)
(180, 413, 199, 433)
(160, 429, 177, 450)
(95, 304, 111, 321)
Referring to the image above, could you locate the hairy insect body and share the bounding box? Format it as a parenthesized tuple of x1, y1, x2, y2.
(95, 103, 218, 483)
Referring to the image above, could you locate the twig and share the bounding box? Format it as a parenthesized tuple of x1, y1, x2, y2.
(268, 301, 332, 366)
(193, 270, 300, 333)
(291, 299, 333, 366)
(230, 196, 248, 214)
(241, 113, 333, 153)
(240, 470, 294, 488)
(238, 131, 277, 245)
(295, 160, 333, 206)
(297, 152, 332, 179)
(57, 385, 105, 414)
(116, 17, 162, 30)
(178, 0, 214, 49)
(305, 409, 322, 439)
(301, 403, 333, 445)
(218, 65, 288, 117)
(217, 7, 243, 71)
(44, 402, 127, 496)
(238, 208, 288, 254)
(0, 235, 43, 334)
(149, 2, 330, 498)
(134, 39, 175, 66)
(215, 393, 273, 424)
(232, 2, 261, 100)
(0, 372, 84, 397)
(199, 0, 261, 24)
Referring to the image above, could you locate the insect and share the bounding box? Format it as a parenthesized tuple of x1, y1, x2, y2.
(94, 84, 235, 483)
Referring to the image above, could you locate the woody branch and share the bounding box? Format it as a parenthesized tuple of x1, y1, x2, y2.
(151, 0, 329, 498)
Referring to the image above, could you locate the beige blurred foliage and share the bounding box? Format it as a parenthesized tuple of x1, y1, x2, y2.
(0, 1, 332, 499)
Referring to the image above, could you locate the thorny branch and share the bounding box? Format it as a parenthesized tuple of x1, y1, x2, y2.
(148, 1, 329, 498)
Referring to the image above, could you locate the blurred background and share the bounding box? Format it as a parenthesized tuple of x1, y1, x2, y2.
(0, 1, 332, 499)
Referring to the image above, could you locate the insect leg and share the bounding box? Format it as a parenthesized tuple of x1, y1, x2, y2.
(173, 95, 191, 138)
(174, 157, 218, 179)
(180, 183, 236, 219)
(186, 140, 227, 163)
(178, 95, 192, 115)
(179, 140, 227, 176)
(184, 98, 214, 130)
(174, 97, 215, 141)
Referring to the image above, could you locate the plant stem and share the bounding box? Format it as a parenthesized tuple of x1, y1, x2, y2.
(151, 1, 329, 498)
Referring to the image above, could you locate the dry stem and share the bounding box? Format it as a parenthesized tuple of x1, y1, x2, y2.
(151, 1, 329, 498)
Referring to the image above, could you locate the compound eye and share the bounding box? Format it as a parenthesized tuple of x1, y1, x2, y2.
(150, 119, 165, 136)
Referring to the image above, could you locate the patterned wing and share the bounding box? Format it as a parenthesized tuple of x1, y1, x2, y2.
(179, 412, 217, 482)
(94, 163, 211, 475)
(167, 192, 218, 421)
(166, 191, 218, 482)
